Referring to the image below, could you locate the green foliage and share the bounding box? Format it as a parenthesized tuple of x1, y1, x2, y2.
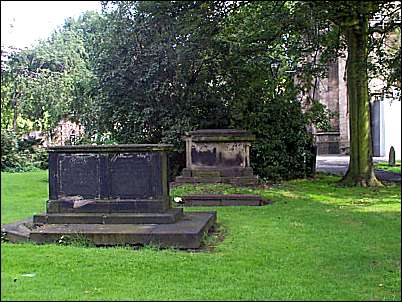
(305, 1, 400, 186)
(214, 1, 328, 179)
(0, 1, 347, 180)
(29, 147, 48, 170)
(238, 95, 314, 180)
(74, 132, 118, 145)
(88, 1, 329, 180)
(57, 234, 95, 248)
(0, 129, 47, 172)
(89, 1, 230, 147)
(0, 12, 102, 137)
(1, 1, 399, 182)
(304, 100, 334, 131)
(1, 129, 27, 172)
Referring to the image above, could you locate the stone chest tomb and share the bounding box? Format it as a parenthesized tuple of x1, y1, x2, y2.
(2, 144, 216, 249)
(44, 144, 172, 214)
(175, 129, 258, 186)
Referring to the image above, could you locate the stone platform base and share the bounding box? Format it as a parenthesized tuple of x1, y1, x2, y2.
(175, 176, 258, 186)
(175, 167, 259, 186)
(33, 208, 183, 224)
(180, 194, 271, 206)
(2, 212, 217, 249)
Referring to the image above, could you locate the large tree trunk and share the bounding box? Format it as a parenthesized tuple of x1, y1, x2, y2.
(340, 15, 382, 187)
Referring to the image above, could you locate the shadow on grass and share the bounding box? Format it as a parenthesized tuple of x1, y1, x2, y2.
(171, 173, 400, 211)
(268, 173, 401, 210)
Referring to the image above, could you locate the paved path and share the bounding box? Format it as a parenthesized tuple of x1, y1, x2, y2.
(316, 155, 401, 182)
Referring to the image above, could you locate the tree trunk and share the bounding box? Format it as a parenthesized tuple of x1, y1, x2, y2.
(340, 15, 382, 187)
(12, 96, 18, 133)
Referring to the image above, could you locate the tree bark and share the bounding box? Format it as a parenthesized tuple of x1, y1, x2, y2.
(340, 15, 382, 187)
(11, 95, 18, 133)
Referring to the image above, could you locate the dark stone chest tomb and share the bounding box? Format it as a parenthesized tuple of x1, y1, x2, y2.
(2, 144, 216, 249)
(45, 144, 172, 214)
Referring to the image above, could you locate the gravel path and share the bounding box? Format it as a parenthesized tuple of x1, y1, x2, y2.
(316, 155, 401, 182)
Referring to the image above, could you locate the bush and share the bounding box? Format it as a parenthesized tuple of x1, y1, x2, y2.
(231, 94, 316, 181)
(168, 151, 186, 182)
(31, 147, 49, 170)
(1, 129, 48, 172)
(1, 129, 28, 172)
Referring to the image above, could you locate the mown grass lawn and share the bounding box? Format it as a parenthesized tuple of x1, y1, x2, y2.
(1, 170, 401, 301)
(375, 161, 401, 174)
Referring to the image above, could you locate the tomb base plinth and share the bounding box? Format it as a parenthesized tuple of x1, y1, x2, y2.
(2, 212, 216, 249)
(33, 208, 184, 224)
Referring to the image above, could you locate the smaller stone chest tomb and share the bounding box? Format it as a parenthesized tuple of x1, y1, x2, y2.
(175, 129, 258, 185)
(2, 144, 216, 249)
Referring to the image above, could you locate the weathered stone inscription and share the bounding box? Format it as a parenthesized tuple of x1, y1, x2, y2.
(191, 142, 245, 167)
(191, 144, 217, 166)
(48, 144, 172, 203)
(219, 143, 244, 166)
(110, 153, 154, 199)
(59, 154, 100, 198)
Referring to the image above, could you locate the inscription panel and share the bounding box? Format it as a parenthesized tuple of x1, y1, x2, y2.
(109, 153, 158, 199)
(191, 143, 217, 166)
(191, 142, 246, 167)
(59, 154, 100, 198)
(217, 143, 245, 167)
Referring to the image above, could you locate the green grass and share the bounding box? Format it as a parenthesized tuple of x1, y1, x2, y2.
(375, 161, 401, 174)
(1, 170, 401, 301)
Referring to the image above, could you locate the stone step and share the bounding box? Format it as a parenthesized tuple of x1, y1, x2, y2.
(181, 167, 255, 178)
(47, 199, 169, 214)
(180, 194, 271, 206)
(220, 176, 258, 186)
(23, 212, 216, 249)
(33, 208, 183, 225)
(174, 176, 258, 186)
(175, 176, 222, 184)
(1, 218, 32, 243)
(191, 170, 221, 178)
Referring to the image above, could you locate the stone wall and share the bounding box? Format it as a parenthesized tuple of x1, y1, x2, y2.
(51, 119, 84, 146)
(337, 57, 350, 154)
(315, 59, 344, 154)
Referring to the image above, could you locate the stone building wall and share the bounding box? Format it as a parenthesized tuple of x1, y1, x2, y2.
(315, 58, 346, 155)
(337, 57, 350, 154)
(317, 55, 400, 157)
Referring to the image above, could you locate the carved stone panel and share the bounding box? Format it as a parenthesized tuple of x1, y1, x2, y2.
(191, 144, 217, 166)
(58, 154, 100, 198)
(110, 153, 156, 199)
(48, 144, 172, 203)
(218, 142, 245, 167)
